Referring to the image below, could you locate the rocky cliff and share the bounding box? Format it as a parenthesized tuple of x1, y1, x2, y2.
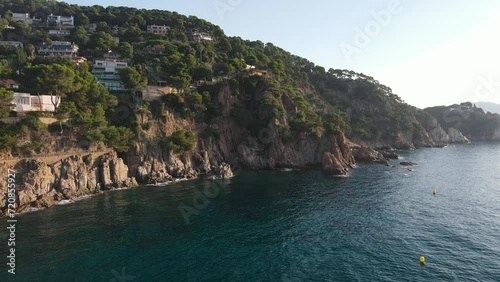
(3, 83, 485, 216)
(0, 151, 137, 216)
(1, 125, 355, 216)
(425, 102, 500, 141)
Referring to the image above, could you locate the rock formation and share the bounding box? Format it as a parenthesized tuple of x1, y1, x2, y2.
(0, 152, 137, 215)
(207, 163, 234, 180)
(448, 128, 470, 143)
(351, 146, 388, 165)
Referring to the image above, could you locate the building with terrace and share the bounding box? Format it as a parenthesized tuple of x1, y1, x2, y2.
(92, 59, 128, 91)
(147, 25, 170, 35)
(37, 41, 78, 57)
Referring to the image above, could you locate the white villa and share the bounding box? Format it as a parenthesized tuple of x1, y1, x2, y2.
(92, 59, 128, 91)
(191, 32, 213, 42)
(147, 25, 170, 35)
(11, 12, 49, 25)
(12, 93, 60, 112)
(12, 13, 30, 22)
(47, 14, 74, 27)
(37, 41, 79, 57)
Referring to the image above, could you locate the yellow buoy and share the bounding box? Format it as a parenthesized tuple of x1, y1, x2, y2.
(420, 256, 425, 264)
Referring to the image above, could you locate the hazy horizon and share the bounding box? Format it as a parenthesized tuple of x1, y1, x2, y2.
(65, 0, 500, 109)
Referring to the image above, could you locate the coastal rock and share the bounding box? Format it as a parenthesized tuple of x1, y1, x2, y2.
(33, 191, 56, 209)
(1, 152, 138, 214)
(229, 125, 355, 175)
(166, 154, 198, 179)
(207, 162, 234, 180)
(380, 151, 400, 160)
(493, 128, 500, 140)
(321, 133, 356, 175)
(137, 159, 173, 184)
(425, 102, 500, 141)
(448, 128, 470, 143)
(393, 131, 417, 150)
(400, 161, 417, 166)
(424, 116, 450, 145)
(322, 152, 349, 175)
(217, 163, 234, 179)
(100, 152, 137, 189)
(352, 146, 388, 165)
(18, 160, 55, 209)
(127, 142, 201, 183)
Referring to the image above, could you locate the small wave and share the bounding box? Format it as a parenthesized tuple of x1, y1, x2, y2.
(111, 187, 133, 192)
(147, 182, 172, 187)
(56, 195, 94, 205)
(333, 173, 351, 178)
(74, 195, 94, 201)
(174, 178, 189, 182)
(56, 200, 74, 205)
(147, 178, 191, 186)
(23, 207, 46, 214)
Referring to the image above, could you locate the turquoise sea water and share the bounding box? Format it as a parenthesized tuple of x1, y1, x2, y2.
(1, 143, 499, 281)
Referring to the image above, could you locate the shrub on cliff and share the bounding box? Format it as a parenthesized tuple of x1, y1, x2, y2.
(168, 130, 196, 153)
(324, 111, 349, 134)
(0, 87, 13, 119)
(0, 122, 17, 149)
(103, 126, 136, 152)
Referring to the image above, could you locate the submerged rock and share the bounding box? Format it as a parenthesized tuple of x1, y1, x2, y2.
(400, 161, 417, 166)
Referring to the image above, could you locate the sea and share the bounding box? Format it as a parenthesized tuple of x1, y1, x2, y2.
(1, 142, 499, 282)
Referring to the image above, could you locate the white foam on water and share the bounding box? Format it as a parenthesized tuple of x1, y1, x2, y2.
(56, 200, 74, 205)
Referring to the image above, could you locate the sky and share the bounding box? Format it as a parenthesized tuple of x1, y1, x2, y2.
(65, 0, 500, 108)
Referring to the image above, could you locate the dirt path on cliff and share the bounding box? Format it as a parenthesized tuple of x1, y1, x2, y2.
(1, 149, 114, 167)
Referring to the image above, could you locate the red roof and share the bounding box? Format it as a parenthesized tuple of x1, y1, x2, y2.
(0, 79, 19, 86)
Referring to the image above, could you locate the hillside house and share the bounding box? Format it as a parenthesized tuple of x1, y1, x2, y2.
(37, 41, 79, 57)
(12, 93, 60, 112)
(0, 79, 21, 89)
(92, 59, 128, 91)
(191, 32, 212, 42)
(47, 14, 74, 27)
(147, 25, 170, 35)
(250, 69, 268, 77)
(11, 12, 42, 25)
(0, 41, 24, 48)
(12, 13, 30, 22)
(71, 56, 87, 66)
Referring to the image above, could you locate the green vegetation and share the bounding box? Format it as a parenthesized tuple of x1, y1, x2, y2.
(0, 87, 13, 118)
(168, 130, 196, 152)
(0, 0, 451, 154)
(119, 66, 147, 91)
